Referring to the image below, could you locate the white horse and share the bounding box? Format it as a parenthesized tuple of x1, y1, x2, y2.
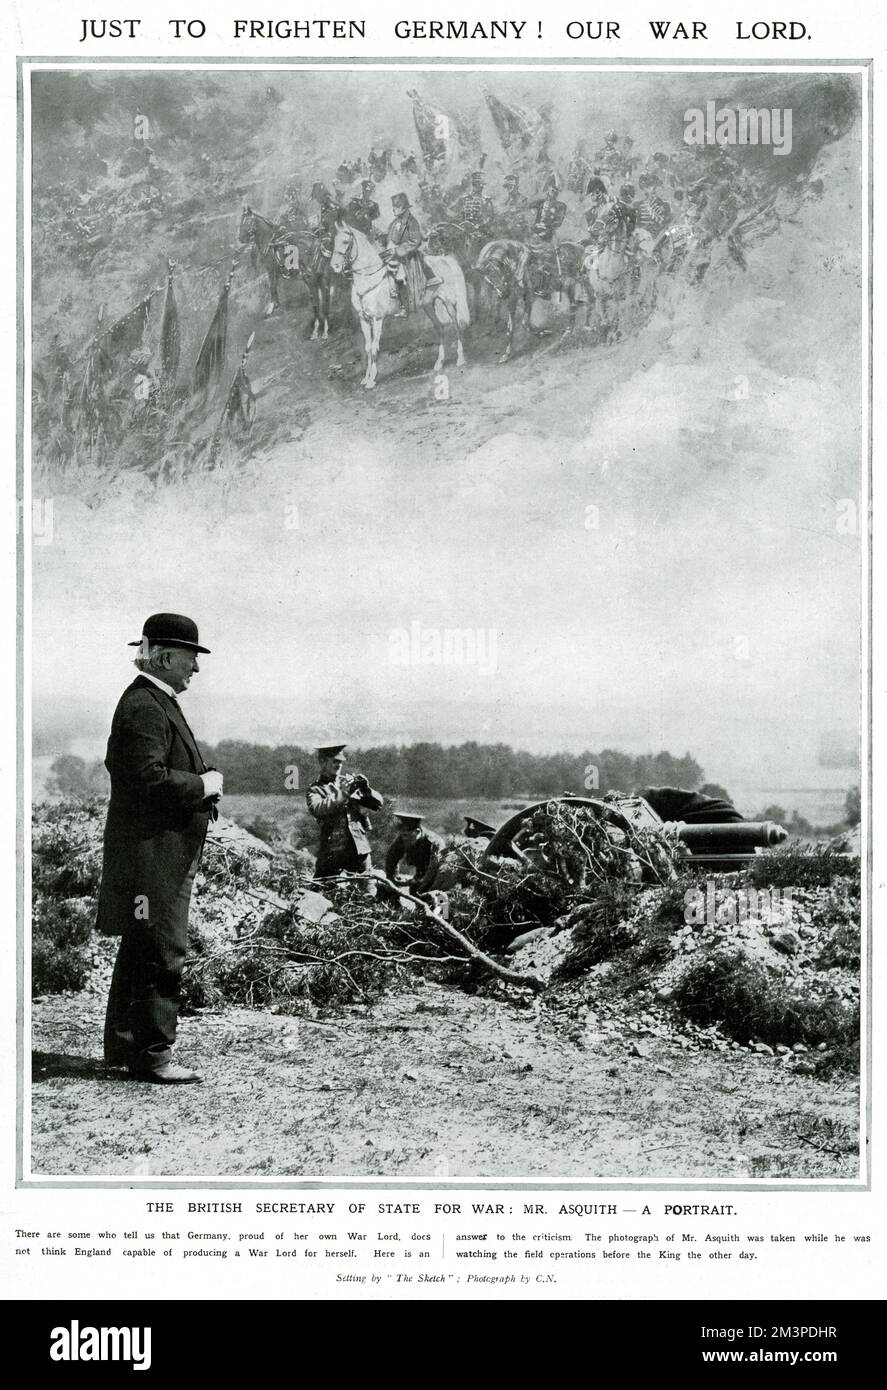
(329, 220, 469, 389)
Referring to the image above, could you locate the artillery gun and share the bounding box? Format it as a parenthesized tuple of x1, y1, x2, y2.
(483, 792, 787, 878)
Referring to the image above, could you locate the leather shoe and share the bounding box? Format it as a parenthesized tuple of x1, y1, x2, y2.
(129, 1063, 203, 1085)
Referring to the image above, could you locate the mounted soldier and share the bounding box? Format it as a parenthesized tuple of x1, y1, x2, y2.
(345, 179, 381, 238)
(309, 181, 339, 273)
(279, 179, 305, 227)
(530, 172, 568, 243)
(524, 173, 568, 296)
(498, 172, 528, 237)
(453, 170, 495, 240)
(582, 175, 610, 248)
(567, 141, 593, 196)
(368, 144, 392, 183)
(636, 172, 672, 256)
(609, 182, 639, 239)
(383, 191, 440, 315)
(594, 129, 623, 182)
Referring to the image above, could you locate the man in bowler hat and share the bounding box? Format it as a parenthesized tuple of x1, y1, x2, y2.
(98, 613, 223, 1083)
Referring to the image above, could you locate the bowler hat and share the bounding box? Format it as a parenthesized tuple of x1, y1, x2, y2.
(128, 613, 210, 653)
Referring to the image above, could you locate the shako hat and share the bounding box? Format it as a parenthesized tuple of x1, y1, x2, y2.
(129, 613, 210, 653)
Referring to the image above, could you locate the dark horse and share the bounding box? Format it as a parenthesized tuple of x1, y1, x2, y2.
(473, 238, 590, 362)
(238, 205, 342, 340)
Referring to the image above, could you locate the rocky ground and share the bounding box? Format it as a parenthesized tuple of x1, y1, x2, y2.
(31, 980, 858, 1182)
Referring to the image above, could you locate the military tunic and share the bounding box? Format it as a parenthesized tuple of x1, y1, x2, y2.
(345, 195, 380, 238)
(453, 191, 495, 237)
(306, 774, 383, 877)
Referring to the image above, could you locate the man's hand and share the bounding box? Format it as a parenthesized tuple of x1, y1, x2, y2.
(201, 770, 224, 800)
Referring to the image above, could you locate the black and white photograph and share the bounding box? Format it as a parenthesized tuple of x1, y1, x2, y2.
(21, 53, 867, 1191)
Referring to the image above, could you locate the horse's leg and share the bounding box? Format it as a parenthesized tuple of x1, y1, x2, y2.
(266, 259, 280, 318)
(322, 277, 331, 340)
(359, 314, 372, 386)
(310, 278, 321, 340)
(365, 317, 383, 390)
(426, 301, 447, 375)
(562, 282, 577, 338)
(498, 287, 516, 364)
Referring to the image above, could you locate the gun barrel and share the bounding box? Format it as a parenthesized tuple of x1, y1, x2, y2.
(672, 820, 788, 852)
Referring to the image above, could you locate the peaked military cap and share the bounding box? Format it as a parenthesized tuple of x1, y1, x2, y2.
(464, 816, 496, 836)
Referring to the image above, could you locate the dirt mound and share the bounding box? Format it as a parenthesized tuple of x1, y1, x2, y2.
(31, 799, 860, 1076)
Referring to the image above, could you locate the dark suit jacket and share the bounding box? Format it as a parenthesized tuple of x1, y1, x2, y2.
(95, 676, 212, 936)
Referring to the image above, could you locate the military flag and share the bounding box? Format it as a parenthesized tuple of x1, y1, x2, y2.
(223, 332, 256, 434)
(407, 88, 451, 173)
(209, 333, 256, 464)
(484, 89, 548, 157)
(104, 291, 158, 358)
(159, 258, 181, 386)
(193, 261, 235, 393)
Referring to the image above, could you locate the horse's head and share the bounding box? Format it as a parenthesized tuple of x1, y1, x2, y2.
(329, 219, 356, 275)
(238, 205, 255, 244)
(426, 221, 450, 255)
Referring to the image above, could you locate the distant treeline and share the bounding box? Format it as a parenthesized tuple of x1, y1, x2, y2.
(199, 740, 705, 799)
(38, 747, 863, 834)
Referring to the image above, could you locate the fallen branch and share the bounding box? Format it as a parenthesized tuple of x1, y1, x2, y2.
(314, 872, 546, 993)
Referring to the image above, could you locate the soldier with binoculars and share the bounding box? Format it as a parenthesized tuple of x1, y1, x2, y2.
(305, 744, 384, 878)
